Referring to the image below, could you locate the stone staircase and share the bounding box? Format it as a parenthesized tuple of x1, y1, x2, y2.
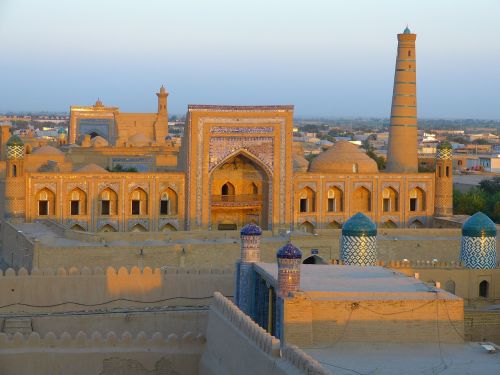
(2, 318, 33, 335)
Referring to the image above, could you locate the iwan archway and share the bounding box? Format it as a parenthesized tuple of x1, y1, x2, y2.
(209, 151, 270, 231)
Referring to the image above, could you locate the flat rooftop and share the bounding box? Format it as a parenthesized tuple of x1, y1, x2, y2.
(255, 263, 460, 300)
(304, 342, 500, 375)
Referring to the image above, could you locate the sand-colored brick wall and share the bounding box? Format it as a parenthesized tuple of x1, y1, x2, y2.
(464, 310, 500, 343)
(284, 291, 464, 346)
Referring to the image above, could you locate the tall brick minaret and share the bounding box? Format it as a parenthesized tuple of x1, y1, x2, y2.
(386, 26, 418, 173)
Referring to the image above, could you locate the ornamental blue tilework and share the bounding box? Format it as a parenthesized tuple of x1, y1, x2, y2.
(459, 236, 496, 269)
(340, 235, 377, 266)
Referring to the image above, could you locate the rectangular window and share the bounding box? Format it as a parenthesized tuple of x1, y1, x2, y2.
(438, 166, 442, 177)
(445, 166, 449, 177)
(327, 198, 335, 212)
(410, 198, 417, 212)
(160, 200, 169, 215)
(70, 200, 79, 215)
(38, 201, 48, 216)
(300, 198, 307, 213)
(101, 200, 110, 215)
(132, 200, 140, 215)
(383, 198, 390, 212)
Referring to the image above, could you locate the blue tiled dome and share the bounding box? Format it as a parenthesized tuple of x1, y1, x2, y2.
(57, 127, 67, 134)
(6, 135, 23, 146)
(240, 223, 262, 236)
(403, 26, 411, 34)
(277, 242, 302, 259)
(342, 213, 377, 237)
(462, 212, 496, 237)
(165, 135, 172, 140)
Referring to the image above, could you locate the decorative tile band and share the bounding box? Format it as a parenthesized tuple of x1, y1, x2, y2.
(340, 235, 377, 266)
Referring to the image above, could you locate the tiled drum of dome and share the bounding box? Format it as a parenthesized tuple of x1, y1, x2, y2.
(459, 212, 497, 269)
(340, 212, 378, 266)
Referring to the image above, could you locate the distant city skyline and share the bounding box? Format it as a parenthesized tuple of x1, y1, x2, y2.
(1, 0, 499, 119)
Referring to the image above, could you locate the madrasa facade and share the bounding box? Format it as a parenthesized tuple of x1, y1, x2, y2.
(0, 28, 452, 233)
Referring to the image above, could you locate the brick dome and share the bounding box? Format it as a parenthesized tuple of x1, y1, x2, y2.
(309, 141, 378, 174)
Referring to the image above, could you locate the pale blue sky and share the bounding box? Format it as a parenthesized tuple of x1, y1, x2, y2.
(1, 0, 499, 118)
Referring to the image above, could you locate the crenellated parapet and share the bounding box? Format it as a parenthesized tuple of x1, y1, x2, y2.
(281, 344, 329, 375)
(0, 330, 205, 350)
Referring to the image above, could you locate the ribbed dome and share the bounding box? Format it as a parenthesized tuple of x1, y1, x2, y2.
(6, 135, 23, 146)
(277, 243, 302, 259)
(128, 133, 151, 147)
(76, 163, 108, 173)
(240, 223, 262, 236)
(309, 141, 378, 174)
(32, 145, 63, 155)
(293, 154, 309, 172)
(462, 212, 496, 237)
(342, 213, 377, 237)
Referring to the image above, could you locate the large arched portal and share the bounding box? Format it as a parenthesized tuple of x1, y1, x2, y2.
(210, 152, 270, 230)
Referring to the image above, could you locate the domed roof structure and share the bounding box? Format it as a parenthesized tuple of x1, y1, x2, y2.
(309, 141, 378, 174)
(6, 135, 24, 146)
(293, 154, 309, 172)
(128, 133, 151, 147)
(32, 145, 63, 155)
(403, 26, 411, 34)
(90, 136, 109, 148)
(462, 212, 496, 237)
(240, 223, 262, 236)
(57, 128, 67, 134)
(437, 141, 452, 150)
(76, 163, 108, 173)
(165, 135, 173, 140)
(342, 213, 377, 237)
(277, 242, 302, 259)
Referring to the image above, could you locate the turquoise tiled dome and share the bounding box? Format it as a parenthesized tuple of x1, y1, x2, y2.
(6, 135, 23, 146)
(403, 26, 411, 34)
(342, 213, 377, 237)
(57, 127, 67, 134)
(240, 223, 262, 236)
(462, 212, 496, 237)
(277, 242, 302, 259)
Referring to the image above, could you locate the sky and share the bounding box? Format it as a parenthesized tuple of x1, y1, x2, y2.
(0, 0, 499, 118)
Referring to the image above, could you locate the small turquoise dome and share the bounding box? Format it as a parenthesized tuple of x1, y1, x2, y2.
(58, 127, 67, 134)
(437, 141, 452, 150)
(240, 223, 262, 236)
(342, 213, 377, 237)
(403, 26, 411, 34)
(462, 212, 496, 237)
(277, 242, 302, 259)
(6, 135, 23, 146)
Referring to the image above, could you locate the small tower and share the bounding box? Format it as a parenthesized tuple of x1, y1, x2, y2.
(434, 141, 453, 217)
(155, 85, 169, 141)
(57, 127, 68, 146)
(460, 212, 497, 269)
(276, 242, 302, 342)
(386, 26, 418, 173)
(0, 122, 12, 160)
(234, 223, 262, 317)
(276, 242, 302, 298)
(340, 213, 377, 266)
(4, 135, 26, 220)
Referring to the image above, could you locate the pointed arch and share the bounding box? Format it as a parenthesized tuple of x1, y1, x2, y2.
(247, 182, 258, 195)
(409, 187, 426, 212)
(130, 223, 147, 232)
(36, 188, 56, 216)
(221, 182, 235, 196)
(298, 187, 316, 213)
(299, 220, 314, 233)
(328, 220, 342, 229)
(479, 280, 489, 298)
(303, 255, 327, 264)
(160, 223, 177, 232)
(445, 280, 456, 295)
(381, 220, 398, 228)
(99, 187, 118, 216)
(160, 187, 178, 215)
(99, 224, 117, 232)
(70, 224, 85, 232)
(209, 147, 273, 178)
(69, 188, 87, 215)
(326, 187, 343, 212)
(410, 219, 424, 229)
(130, 187, 148, 215)
(382, 187, 399, 212)
(352, 186, 371, 212)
